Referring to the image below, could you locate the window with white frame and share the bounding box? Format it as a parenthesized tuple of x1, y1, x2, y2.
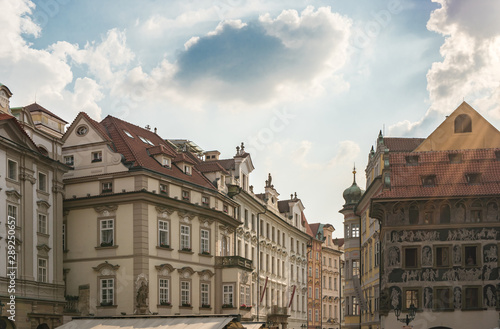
(202, 195, 209, 206)
(315, 309, 319, 321)
(101, 181, 113, 193)
(180, 225, 190, 250)
(181, 281, 190, 305)
(182, 190, 190, 201)
(184, 165, 192, 175)
(201, 282, 210, 306)
(160, 183, 168, 194)
(223, 284, 234, 306)
(162, 157, 171, 167)
(7, 159, 17, 180)
(351, 224, 360, 237)
(159, 278, 170, 305)
(38, 172, 47, 191)
(100, 219, 114, 246)
(92, 151, 102, 163)
(201, 229, 209, 254)
(38, 214, 47, 234)
(159, 220, 169, 248)
(38, 258, 47, 282)
(8, 204, 18, 226)
(100, 278, 114, 305)
(64, 155, 74, 166)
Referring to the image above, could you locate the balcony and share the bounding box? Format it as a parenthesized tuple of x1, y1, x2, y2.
(269, 305, 288, 316)
(215, 256, 253, 271)
(64, 295, 79, 314)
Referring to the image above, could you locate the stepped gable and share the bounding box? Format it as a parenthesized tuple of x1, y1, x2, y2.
(100, 115, 216, 190)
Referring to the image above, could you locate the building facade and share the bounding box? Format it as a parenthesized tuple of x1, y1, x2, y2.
(0, 85, 68, 329)
(370, 102, 500, 329)
(61, 113, 252, 318)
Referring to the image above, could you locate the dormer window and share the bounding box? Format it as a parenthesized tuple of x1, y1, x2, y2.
(184, 165, 192, 175)
(162, 157, 171, 168)
(454, 114, 472, 133)
(422, 175, 436, 187)
(466, 173, 481, 185)
(448, 153, 462, 164)
(406, 155, 419, 166)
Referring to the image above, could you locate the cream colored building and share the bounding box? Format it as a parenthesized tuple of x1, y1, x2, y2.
(61, 113, 252, 318)
(200, 148, 309, 329)
(0, 85, 68, 329)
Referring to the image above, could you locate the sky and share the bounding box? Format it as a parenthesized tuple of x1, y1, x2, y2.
(2, 0, 500, 238)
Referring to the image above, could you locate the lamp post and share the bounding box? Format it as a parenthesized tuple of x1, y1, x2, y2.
(394, 304, 417, 326)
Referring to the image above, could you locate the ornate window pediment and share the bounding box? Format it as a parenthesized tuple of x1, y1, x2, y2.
(93, 262, 120, 275)
(155, 263, 175, 276)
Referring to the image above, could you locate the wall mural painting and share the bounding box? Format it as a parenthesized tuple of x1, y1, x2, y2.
(453, 287, 461, 309)
(386, 266, 499, 284)
(390, 286, 402, 310)
(483, 244, 498, 263)
(388, 228, 498, 244)
(484, 285, 497, 308)
(424, 287, 433, 309)
(387, 246, 400, 267)
(422, 246, 432, 267)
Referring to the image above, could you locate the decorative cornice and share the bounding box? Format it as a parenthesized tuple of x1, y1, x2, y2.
(93, 262, 120, 273)
(199, 216, 214, 225)
(19, 172, 36, 184)
(5, 189, 22, 200)
(94, 205, 118, 216)
(177, 266, 195, 277)
(155, 263, 175, 275)
(178, 211, 195, 222)
(36, 244, 51, 252)
(36, 200, 51, 210)
(52, 182, 65, 195)
(197, 269, 214, 278)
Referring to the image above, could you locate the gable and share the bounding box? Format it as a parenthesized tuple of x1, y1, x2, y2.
(415, 102, 500, 152)
(63, 114, 109, 147)
(0, 115, 39, 152)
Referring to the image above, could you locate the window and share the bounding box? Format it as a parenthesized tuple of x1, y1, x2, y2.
(352, 297, 359, 315)
(315, 268, 319, 278)
(422, 175, 436, 187)
(7, 159, 17, 180)
(184, 165, 192, 175)
(159, 220, 169, 248)
(351, 224, 360, 237)
(470, 200, 482, 222)
(291, 237, 294, 251)
(404, 289, 419, 309)
(76, 125, 88, 136)
(308, 310, 312, 321)
(162, 157, 170, 167)
(434, 287, 452, 310)
(308, 266, 312, 277)
(464, 245, 479, 267)
(251, 214, 255, 232)
(92, 151, 102, 162)
(244, 209, 249, 228)
(180, 225, 191, 250)
(464, 286, 481, 309)
(466, 173, 481, 185)
(448, 153, 462, 163)
(266, 223, 270, 239)
(315, 309, 319, 321)
(409, 205, 419, 224)
(223, 204, 228, 213)
(38, 214, 47, 234)
(100, 278, 114, 305)
(352, 260, 360, 277)
(334, 278, 337, 291)
(454, 114, 472, 133)
(181, 281, 191, 306)
(240, 284, 250, 306)
(38, 258, 47, 282)
(223, 284, 234, 306)
(159, 278, 170, 305)
(375, 242, 380, 267)
(315, 288, 319, 299)
(123, 130, 134, 138)
(101, 181, 113, 194)
(201, 283, 210, 307)
(182, 190, 190, 201)
(435, 246, 450, 267)
(160, 183, 168, 195)
(100, 219, 114, 246)
(440, 204, 451, 223)
(64, 155, 74, 166)
(308, 287, 312, 298)
(201, 229, 210, 254)
(8, 204, 17, 226)
(404, 247, 419, 268)
(406, 155, 419, 165)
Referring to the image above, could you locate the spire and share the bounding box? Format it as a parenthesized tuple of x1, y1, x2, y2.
(352, 164, 357, 184)
(377, 130, 384, 145)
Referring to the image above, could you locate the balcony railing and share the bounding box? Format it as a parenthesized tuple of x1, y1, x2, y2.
(64, 295, 79, 314)
(215, 256, 253, 271)
(269, 305, 287, 315)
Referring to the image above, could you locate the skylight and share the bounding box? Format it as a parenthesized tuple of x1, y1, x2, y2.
(138, 136, 148, 144)
(123, 130, 133, 138)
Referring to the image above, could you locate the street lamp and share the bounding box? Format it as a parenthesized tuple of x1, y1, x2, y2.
(394, 304, 417, 326)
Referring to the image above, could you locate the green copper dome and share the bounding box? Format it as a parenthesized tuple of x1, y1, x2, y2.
(343, 167, 362, 206)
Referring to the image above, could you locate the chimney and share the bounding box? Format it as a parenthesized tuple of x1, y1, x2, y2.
(204, 150, 221, 161)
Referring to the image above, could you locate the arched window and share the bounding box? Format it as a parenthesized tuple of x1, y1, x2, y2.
(454, 114, 472, 133)
(38, 146, 49, 156)
(440, 204, 451, 224)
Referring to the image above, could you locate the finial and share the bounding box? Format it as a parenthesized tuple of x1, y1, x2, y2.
(294, 192, 297, 199)
(241, 142, 245, 152)
(291, 194, 293, 199)
(352, 163, 357, 184)
(236, 146, 240, 155)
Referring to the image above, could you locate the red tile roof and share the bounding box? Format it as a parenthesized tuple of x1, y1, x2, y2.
(277, 200, 290, 213)
(333, 238, 344, 247)
(303, 212, 314, 237)
(147, 144, 177, 158)
(173, 152, 197, 165)
(195, 161, 229, 174)
(384, 138, 425, 152)
(374, 148, 500, 199)
(24, 103, 68, 123)
(309, 223, 321, 237)
(100, 115, 216, 190)
(217, 159, 236, 171)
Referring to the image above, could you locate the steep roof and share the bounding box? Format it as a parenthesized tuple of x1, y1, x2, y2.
(195, 161, 229, 174)
(24, 103, 68, 123)
(217, 159, 236, 171)
(308, 223, 321, 237)
(384, 138, 425, 152)
(277, 200, 290, 213)
(100, 115, 216, 190)
(373, 148, 500, 199)
(302, 212, 314, 237)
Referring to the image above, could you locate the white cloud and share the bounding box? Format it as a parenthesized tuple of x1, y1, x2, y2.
(390, 0, 500, 135)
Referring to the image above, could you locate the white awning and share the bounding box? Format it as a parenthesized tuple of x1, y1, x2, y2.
(242, 323, 264, 329)
(57, 316, 234, 329)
